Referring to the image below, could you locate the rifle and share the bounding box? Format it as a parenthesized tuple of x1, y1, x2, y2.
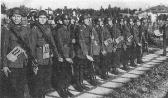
(89, 26, 97, 80)
(10, 28, 38, 69)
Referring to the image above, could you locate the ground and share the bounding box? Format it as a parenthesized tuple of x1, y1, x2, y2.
(45, 48, 168, 98)
(104, 61, 168, 98)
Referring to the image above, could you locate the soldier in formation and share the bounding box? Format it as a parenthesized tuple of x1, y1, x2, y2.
(1, 7, 156, 98)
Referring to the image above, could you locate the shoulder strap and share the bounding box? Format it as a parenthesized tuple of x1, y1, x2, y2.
(35, 23, 54, 49)
(10, 28, 27, 50)
(10, 27, 38, 67)
(35, 23, 60, 58)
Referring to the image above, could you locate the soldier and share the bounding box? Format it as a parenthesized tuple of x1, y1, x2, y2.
(76, 14, 99, 86)
(104, 17, 113, 35)
(104, 17, 116, 72)
(110, 18, 124, 74)
(54, 14, 63, 31)
(162, 18, 168, 56)
(52, 14, 74, 97)
(1, 13, 11, 98)
(118, 18, 124, 34)
(128, 18, 138, 67)
(1, 7, 30, 98)
(138, 18, 147, 63)
(121, 17, 136, 69)
(140, 18, 148, 53)
(95, 17, 113, 79)
(143, 18, 149, 44)
(27, 10, 37, 29)
(69, 16, 78, 46)
(29, 10, 63, 98)
(68, 16, 87, 92)
(52, 14, 62, 43)
(48, 14, 56, 30)
(132, 18, 143, 64)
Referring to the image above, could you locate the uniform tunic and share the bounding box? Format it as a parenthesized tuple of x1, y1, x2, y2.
(52, 25, 73, 91)
(76, 24, 96, 80)
(163, 24, 168, 55)
(95, 25, 113, 76)
(111, 24, 123, 67)
(2, 22, 30, 98)
(29, 24, 59, 98)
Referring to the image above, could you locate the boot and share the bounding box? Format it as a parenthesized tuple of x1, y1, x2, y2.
(64, 88, 74, 97)
(137, 59, 144, 64)
(88, 78, 101, 86)
(112, 68, 120, 75)
(73, 83, 84, 92)
(88, 79, 97, 86)
(130, 63, 138, 67)
(100, 71, 109, 80)
(100, 75, 108, 80)
(57, 89, 68, 98)
(121, 65, 131, 71)
(80, 83, 90, 90)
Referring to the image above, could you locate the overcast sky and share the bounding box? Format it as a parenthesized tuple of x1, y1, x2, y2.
(1, 0, 168, 10)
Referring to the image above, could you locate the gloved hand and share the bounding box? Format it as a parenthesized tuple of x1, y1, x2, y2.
(2, 67, 11, 77)
(58, 57, 63, 62)
(65, 58, 73, 63)
(86, 55, 94, 61)
(33, 67, 38, 75)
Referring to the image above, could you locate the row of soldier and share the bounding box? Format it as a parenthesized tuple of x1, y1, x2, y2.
(1, 7, 150, 98)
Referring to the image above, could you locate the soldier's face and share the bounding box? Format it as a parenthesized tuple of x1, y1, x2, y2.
(71, 19, 75, 24)
(12, 14, 22, 25)
(144, 19, 147, 23)
(108, 19, 112, 26)
(98, 19, 103, 26)
(48, 20, 53, 24)
(89, 18, 92, 25)
(63, 18, 69, 26)
(38, 15, 47, 24)
(124, 20, 127, 24)
(130, 19, 133, 25)
(58, 20, 63, 24)
(116, 20, 118, 23)
(137, 21, 141, 26)
(84, 18, 90, 26)
(120, 19, 124, 25)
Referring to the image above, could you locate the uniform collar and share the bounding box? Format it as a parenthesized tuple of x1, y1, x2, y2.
(9, 22, 22, 32)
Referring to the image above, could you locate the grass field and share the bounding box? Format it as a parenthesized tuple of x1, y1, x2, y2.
(103, 59, 168, 98)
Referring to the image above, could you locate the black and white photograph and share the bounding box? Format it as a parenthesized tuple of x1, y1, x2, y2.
(1, 0, 168, 98)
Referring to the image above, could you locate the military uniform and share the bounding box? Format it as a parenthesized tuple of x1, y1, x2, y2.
(52, 25, 74, 93)
(95, 24, 113, 79)
(76, 24, 98, 86)
(110, 22, 123, 72)
(138, 22, 147, 63)
(68, 23, 87, 91)
(163, 22, 168, 56)
(90, 26, 101, 76)
(29, 23, 60, 98)
(1, 22, 30, 98)
(122, 22, 136, 67)
(139, 20, 148, 54)
(143, 20, 149, 46)
(133, 21, 143, 64)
